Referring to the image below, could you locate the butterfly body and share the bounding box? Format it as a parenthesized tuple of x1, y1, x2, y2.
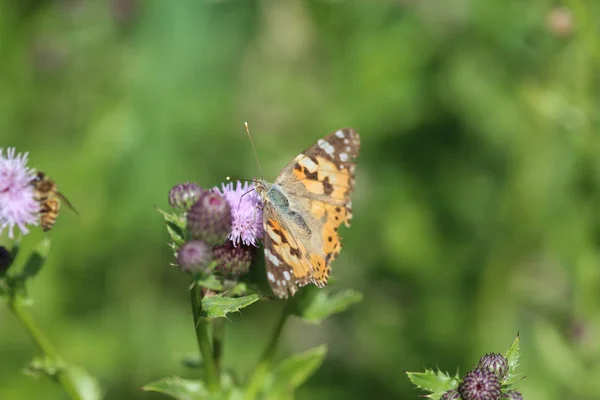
(255, 128, 360, 298)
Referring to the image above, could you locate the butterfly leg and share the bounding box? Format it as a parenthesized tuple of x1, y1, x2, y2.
(240, 203, 262, 235)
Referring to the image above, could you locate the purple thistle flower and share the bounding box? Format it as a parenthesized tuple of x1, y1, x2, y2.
(0, 148, 39, 239)
(213, 181, 263, 247)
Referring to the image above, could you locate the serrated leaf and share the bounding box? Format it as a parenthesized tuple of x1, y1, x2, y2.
(20, 238, 51, 280)
(406, 369, 459, 398)
(143, 377, 209, 400)
(503, 334, 523, 386)
(156, 207, 187, 229)
(201, 294, 260, 318)
(293, 288, 362, 323)
(167, 222, 186, 248)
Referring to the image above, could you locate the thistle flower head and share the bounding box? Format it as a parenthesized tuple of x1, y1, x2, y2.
(168, 182, 203, 211)
(478, 353, 508, 381)
(177, 240, 212, 275)
(213, 181, 263, 247)
(459, 368, 501, 400)
(212, 240, 256, 278)
(0, 148, 39, 238)
(187, 191, 232, 245)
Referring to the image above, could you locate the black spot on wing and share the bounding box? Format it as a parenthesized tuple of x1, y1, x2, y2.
(303, 167, 318, 180)
(322, 176, 334, 195)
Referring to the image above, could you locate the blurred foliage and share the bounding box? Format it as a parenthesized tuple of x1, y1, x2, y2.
(1, 0, 600, 399)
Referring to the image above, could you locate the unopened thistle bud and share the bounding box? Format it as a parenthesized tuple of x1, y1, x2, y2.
(187, 192, 232, 245)
(478, 353, 508, 381)
(177, 240, 212, 275)
(212, 240, 255, 278)
(458, 368, 501, 400)
(168, 182, 203, 211)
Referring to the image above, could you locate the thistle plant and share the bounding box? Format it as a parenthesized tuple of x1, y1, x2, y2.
(407, 336, 523, 400)
(0, 147, 101, 400)
(145, 180, 363, 399)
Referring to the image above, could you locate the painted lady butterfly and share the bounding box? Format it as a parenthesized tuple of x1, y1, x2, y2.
(254, 128, 360, 298)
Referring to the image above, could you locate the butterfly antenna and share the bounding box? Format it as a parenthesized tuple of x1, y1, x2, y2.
(245, 122, 264, 179)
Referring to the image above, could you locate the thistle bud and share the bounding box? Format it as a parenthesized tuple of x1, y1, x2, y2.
(478, 353, 509, 381)
(168, 182, 203, 211)
(177, 240, 212, 275)
(187, 192, 232, 245)
(212, 240, 255, 278)
(458, 368, 501, 400)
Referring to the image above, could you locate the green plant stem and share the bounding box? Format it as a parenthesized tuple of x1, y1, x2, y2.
(213, 318, 225, 378)
(244, 300, 293, 400)
(190, 284, 220, 392)
(8, 295, 82, 400)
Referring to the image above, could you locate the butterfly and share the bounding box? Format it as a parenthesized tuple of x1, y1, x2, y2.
(253, 128, 360, 298)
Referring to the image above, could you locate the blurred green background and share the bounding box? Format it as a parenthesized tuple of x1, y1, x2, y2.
(1, 0, 600, 399)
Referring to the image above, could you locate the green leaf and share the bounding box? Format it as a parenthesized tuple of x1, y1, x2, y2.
(195, 275, 224, 291)
(20, 238, 51, 280)
(200, 294, 260, 318)
(503, 334, 523, 386)
(167, 222, 186, 248)
(274, 345, 327, 388)
(181, 355, 203, 370)
(65, 366, 104, 400)
(143, 377, 209, 400)
(293, 287, 363, 323)
(406, 369, 460, 399)
(156, 207, 187, 229)
(532, 319, 585, 388)
(25, 358, 103, 400)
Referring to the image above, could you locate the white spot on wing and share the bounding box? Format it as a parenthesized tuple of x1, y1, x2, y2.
(299, 157, 318, 172)
(344, 138, 349, 144)
(283, 271, 291, 281)
(318, 139, 335, 155)
(340, 152, 348, 162)
(268, 271, 275, 282)
(335, 130, 345, 138)
(265, 249, 281, 266)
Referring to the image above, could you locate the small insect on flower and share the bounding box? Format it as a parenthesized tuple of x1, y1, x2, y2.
(213, 181, 263, 247)
(31, 171, 78, 232)
(0, 148, 39, 238)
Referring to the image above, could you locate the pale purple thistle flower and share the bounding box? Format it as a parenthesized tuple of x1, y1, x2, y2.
(213, 181, 263, 247)
(0, 148, 39, 238)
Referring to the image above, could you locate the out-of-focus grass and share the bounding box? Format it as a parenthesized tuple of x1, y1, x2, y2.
(1, 1, 599, 399)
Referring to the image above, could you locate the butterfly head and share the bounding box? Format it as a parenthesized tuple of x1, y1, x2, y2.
(252, 177, 268, 198)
